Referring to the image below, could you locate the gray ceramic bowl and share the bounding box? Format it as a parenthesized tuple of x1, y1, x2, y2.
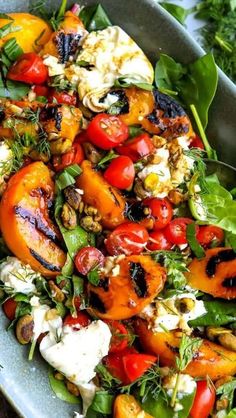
(0, 1, 236, 417)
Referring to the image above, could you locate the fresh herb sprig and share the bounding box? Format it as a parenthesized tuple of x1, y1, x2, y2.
(150, 250, 188, 289)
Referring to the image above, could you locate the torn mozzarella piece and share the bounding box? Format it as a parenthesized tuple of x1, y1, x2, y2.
(30, 296, 62, 341)
(0, 257, 39, 294)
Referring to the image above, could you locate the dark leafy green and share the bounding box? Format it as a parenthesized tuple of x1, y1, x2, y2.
(114, 76, 153, 91)
(186, 223, 205, 258)
(155, 53, 218, 131)
(79, 4, 111, 32)
(88, 391, 114, 414)
(189, 300, 236, 327)
(48, 368, 80, 404)
(29, 0, 68, 31)
(160, 2, 193, 25)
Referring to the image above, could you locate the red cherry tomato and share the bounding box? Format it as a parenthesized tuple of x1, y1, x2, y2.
(105, 222, 149, 256)
(52, 142, 84, 172)
(122, 353, 157, 383)
(197, 225, 224, 247)
(190, 380, 216, 418)
(104, 347, 138, 384)
(144, 198, 173, 230)
(104, 320, 129, 353)
(147, 230, 172, 251)
(104, 156, 135, 190)
(87, 114, 129, 150)
(164, 217, 195, 245)
(33, 85, 49, 97)
(75, 131, 89, 144)
(116, 133, 155, 162)
(190, 135, 205, 150)
(7, 53, 48, 85)
(49, 89, 77, 106)
(63, 312, 91, 330)
(75, 246, 105, 275)
(3, 298, 17, 321)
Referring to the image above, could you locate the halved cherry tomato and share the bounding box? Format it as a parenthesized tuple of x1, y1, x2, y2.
(190, 380, 216, 418)
(7, 53, 48, 85)
(123, 353, 157, 383)
(87, 114, 129, 150)
(74, 246, 105, 275)
(52, 142, 84, 172)
(33, 85, 49, 97)
(190, 134, 205, 150)
(105, 320, 129, 353)
(144, 197, 173, 230)
(104, 156, 135, 190)
(116, 133, 155, 162)
(63, 311, 91, 330)
(164, 217, 195, 245)
(104, 347, 138, 384)
(197, 225, 224, 247)
(75, 131, 89, 144)
(49, 89, 77, 106)
(147, 230, 172, 251)
(105, 222, 149, 256)
(3, 298, 17, 321)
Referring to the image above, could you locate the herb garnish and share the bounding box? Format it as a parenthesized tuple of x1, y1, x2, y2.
(150, 250, 188, 289)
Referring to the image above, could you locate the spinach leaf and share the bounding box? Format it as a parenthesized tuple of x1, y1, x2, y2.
(54, 193, 95, 259)
(155, 53, 218, 130)
(137, 389, 195, 418)
(189, 300, 236, 327)
(160, 3, 192, 25)
(89, 391, 114, 414)
(79, 4, 111, 32)
(48, 367, 80, 404)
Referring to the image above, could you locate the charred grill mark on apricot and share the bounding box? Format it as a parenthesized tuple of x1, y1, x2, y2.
(30, 249, 61, 271)
(40, 105, 62, 131)
(153, 90, 186, 118)
(125, 201, 147, 222)
(56, 32, 81, 63)
(89, 291, 106, 313)
(222, 276, 236, 288)
(129, 262, 148, 298)
(206, 249, 236, 277)
(108, 187, 121, 207)
(166, 342, 179, 354)
(100, 89, 129, 114)
(97, 277, 110, 292)
(14, 205, 61, 246)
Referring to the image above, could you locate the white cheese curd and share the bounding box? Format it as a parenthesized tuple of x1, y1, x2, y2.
(99, 255, 125, 277)
(140, 293, 206, 333)
(30, 297, 62, 341)
(43, 55, 65, 77)
(40, 320, 111, 385)
(0, 257, 39, 294)
(164, 373, 196, 396)
(0, 141, 13, 182)
(65, 25, 154, 111)
(77, 381, 97, 417)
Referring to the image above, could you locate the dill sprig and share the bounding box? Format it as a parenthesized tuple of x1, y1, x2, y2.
(149, 250, 188, 289)
(195, 0, 236, 83)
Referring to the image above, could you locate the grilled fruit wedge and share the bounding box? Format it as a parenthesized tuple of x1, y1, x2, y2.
(0, 162, 66, 276)
(136, 319, 236, 381)
(88, 255, 166, 319)
(76, 160, 126, 229)
(0, 13, 52, 53)
(185, 247, 236, 299)
(114, 394, 154, 418)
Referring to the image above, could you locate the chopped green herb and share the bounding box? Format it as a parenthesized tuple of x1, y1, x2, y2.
(186, 223, 205, 259)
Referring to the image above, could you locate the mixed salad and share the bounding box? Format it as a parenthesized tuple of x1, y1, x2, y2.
(0, 1, 236, 417)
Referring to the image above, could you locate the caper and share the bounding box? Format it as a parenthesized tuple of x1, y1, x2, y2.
(16, 314, 34, 345)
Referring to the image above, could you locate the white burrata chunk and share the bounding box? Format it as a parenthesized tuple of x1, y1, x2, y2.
(40, 320, 111, 385)
(164, 373, 196, 396)
(0, 257, 39, 294)
(30, 297, 62, 341)
(65, 25, 153, 112)
(140, 293, 206, 333)
(43, 55, 65, 76)
(0, 141, 13, 181)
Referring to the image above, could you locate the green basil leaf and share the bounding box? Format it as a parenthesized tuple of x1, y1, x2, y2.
(55, 192, 95, 258)
(189, 300, 236, 327)
(160, 3, 191, 25)
(79, 4, 111, 32)
(87, 269, 100, 286)
(155, 54, 186, 96)
(48, 367, 80, 404)
(72, 275, 84, 296)
(13, 293, 30, 303)
(97, 151, 118, 168)
(0, 22, 21, 39)
(0, 79, 30, 100)
(186, 223, 205, 259)
(0, 13, 13, 20)
(2, 38, 23, 61)
(89, 391, 114, 414)
(56, 164, 82, 190)
(114, 76, 153, 91)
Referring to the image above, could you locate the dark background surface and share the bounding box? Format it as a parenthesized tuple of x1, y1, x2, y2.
(0, 394, 18, 418)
